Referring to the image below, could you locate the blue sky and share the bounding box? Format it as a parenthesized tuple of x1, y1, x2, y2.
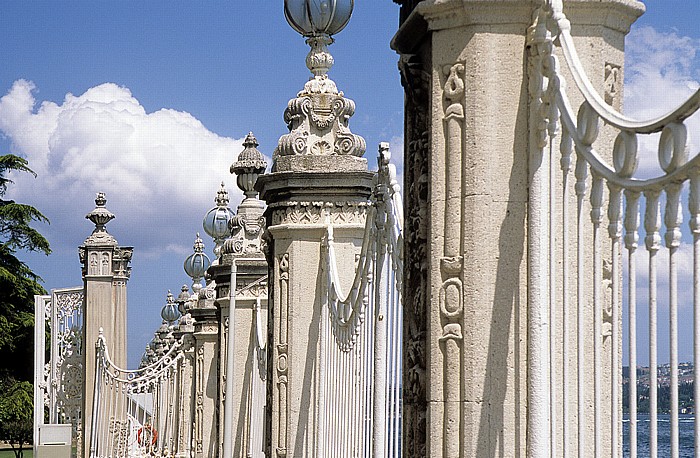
(0, 1, 698, 369)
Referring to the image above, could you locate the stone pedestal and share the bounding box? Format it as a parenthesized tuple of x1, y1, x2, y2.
(391, 1, 643, 456)
(79, 194, 132, 458)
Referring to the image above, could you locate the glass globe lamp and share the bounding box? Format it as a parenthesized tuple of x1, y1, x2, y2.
(161, 290, 181, 324)
(284, 0, 353, 38)
(203, 183, 235, 257)
(184, 233, 211, 291)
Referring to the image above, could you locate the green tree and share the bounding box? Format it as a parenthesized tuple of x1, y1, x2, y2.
(0, 380, 33, 458)
(0, 154, 50, 454)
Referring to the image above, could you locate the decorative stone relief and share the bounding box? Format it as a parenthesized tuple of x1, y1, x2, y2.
(604, 63, 621, 106)
(440, 60, 466, 457)
(269, 201, 368, 226)
(195, 343, 204, 456)
(398, 52, 430, 458)
(276, 254, 289, 458)
(272, 39, 366, 166)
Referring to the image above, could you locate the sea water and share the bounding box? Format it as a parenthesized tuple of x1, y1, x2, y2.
(623, 414, 695, 457)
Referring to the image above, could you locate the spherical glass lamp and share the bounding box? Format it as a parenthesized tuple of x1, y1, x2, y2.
(161, 290, 181, 324)
(284, 0, 354, 37)
(203, 183, 235, 257)
(184, 233, 211, 291)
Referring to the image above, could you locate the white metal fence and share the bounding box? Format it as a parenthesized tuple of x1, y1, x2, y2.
(529, 1, 700, 456)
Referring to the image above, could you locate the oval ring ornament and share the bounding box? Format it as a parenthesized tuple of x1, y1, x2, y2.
(576, 101, 600, 146)
(612, 131, 638, 178)
(658, 122, 689, 173)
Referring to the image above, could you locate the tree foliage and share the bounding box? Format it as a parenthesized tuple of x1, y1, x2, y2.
(0, 154, 50, 454)
(0, 379, 33, 458)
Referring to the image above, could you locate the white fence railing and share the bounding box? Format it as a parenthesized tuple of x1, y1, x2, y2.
(90, 329, 186, 458)
(529, 1, 700, 457)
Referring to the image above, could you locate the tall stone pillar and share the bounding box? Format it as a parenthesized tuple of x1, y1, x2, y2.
(79, 193, 132, 457)
(257, 33, 374, 456)
(189, 268, 220, 458)
(391, 1, 642, 456)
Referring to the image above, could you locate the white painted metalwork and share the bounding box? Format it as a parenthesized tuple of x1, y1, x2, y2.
(317, 143, 403, 458)
(91, 328, 185, 458)
(33, 287, 85, 458)
(530, 1, 700, 456)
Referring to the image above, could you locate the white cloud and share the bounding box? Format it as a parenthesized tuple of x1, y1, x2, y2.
(624, 26, 700, 178)
(0, 80, 256, 256)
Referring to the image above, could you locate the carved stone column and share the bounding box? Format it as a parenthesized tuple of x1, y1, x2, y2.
(79, 193, 132, 458)
(257, 54, 374, 455)
(391, 1, 642, 456)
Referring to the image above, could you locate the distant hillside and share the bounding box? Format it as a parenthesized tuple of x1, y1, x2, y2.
(623, 363, 694, 414)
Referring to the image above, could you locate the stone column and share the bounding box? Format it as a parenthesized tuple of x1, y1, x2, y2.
(79, 193, 132, 458)
(257, 45, 374, 455)
(391, 1, 642, 456)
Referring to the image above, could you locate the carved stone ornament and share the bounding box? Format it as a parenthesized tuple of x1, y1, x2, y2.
(84, 192, 117, 246)
(273, 53, 366, 164)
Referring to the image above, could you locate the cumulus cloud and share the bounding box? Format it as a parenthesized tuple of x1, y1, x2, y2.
(624, 26, 700, 178)
(0, 80, 255, 256)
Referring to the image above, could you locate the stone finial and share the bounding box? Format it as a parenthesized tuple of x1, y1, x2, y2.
(84, 192, 117, 245)
(232, 132, 267, 200)
(176, 284, 191, 315)
(215, 182, 230, 207)
(222, 132, 267, 258)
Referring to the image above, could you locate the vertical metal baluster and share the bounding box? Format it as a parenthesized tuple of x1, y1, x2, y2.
(549, 135, 559, 458)
(575, 155, 588, 458)
(624, 190, 641, 458)
(609, 184, 623, 457)
(690, 174, 700, 458)
(645, 190, 661, 458)
(665, 183, 683, 458)
(561, 127, 573, 458)
(590, 173, 604, 457)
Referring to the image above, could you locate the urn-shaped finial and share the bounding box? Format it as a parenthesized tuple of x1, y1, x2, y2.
(86, 192, 115, 232)
(232, 132, 267, 200)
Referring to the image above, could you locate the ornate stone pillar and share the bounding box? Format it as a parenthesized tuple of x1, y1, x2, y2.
(391, 1, 642, 456)
(213, 132, 269, 458)
(190, 289, 219, 458)
(257, 37, 374, 456)
(79, 193, 132, 458)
